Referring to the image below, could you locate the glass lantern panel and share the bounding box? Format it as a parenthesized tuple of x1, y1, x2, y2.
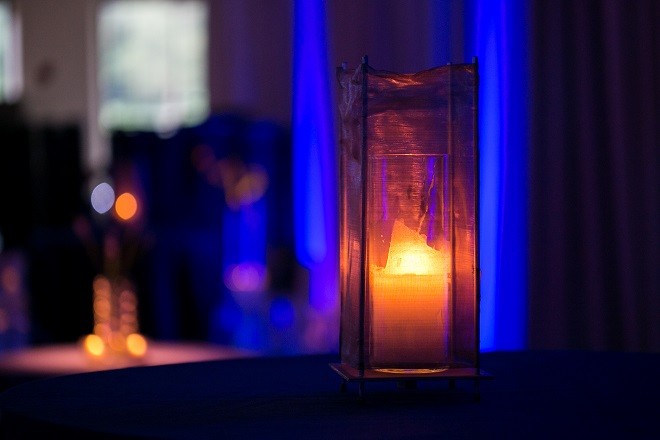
(366, 154, 451, 369)
(338, 66, 365, 368)
(337, 62, 478, 371)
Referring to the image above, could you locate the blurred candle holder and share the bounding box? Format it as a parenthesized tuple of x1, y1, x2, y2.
(331, 57, 490, 395)
(83, 275, 147, 360)
(79, 183, 148, 362)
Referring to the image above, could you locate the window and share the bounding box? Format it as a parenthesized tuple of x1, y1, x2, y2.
(98, 0, 208, 132)
(0, 1, 22, 103)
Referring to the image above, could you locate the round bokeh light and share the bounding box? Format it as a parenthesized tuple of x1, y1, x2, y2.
(90, 182, 115, 214)
(115, 192, 138, 220)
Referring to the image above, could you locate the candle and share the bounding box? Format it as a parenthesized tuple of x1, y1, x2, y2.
(370, 219, 449, 368)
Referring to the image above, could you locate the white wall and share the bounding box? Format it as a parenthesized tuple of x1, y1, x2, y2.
(13, 0, 465, 174)
(19, 0, 89, 124)
(17, 0, 105, 175)
(16, 0, 295, 174)
(208, 0, 293, 125)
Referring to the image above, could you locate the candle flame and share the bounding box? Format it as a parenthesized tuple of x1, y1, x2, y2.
(383, 220, 447, 276)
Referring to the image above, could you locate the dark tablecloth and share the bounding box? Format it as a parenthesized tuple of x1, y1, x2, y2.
(1, 351, 658, 439)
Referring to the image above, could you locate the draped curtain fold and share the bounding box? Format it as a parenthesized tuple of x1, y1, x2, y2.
(530, 0, 660, 351)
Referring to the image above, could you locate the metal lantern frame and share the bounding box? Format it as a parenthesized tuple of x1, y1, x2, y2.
(331, 57, 491, 396)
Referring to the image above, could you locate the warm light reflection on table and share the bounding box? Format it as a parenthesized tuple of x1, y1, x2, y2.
(0, 342, 255, 377)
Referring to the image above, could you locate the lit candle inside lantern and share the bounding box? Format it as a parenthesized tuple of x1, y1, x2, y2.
(370, 219, 449, 368)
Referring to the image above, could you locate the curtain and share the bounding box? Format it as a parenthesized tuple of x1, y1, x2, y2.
(530, 0, 660, 351)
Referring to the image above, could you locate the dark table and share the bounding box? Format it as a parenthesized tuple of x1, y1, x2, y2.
(1, 351, 658, 439)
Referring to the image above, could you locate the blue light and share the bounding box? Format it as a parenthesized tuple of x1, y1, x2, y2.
(269, 297, 296, 330)
(217, 302, 242, 332)
(479, 24, 501, 351)
(465, 0, 529, 350)
(292, 0, 338, 312)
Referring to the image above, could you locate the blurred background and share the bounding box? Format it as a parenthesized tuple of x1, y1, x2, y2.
(0, 0, 657, 368)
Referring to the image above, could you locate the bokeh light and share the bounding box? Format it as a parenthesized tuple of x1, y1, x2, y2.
(223, 263, 266, 293)
(94, 323, 111, 339)
(93, 296, 111, 319)
(115, 192, 138, 220)
(233, 166, 269, 207)
(90, 182, 115, 214)
(84, 334, 105, 357)
(126, 333, 148, 357)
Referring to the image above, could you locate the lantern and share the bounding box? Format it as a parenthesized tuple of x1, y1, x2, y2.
(332, 57, 487, 392)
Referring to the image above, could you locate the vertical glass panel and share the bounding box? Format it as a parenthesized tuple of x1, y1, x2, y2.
(338, 62, 478, 371)
(367, 154, 451, 368)
(448, 68, 478, 365)
(337, 66, 364, 368)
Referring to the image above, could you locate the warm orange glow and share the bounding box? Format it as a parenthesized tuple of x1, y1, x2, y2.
(84, 334, 105, 357)
(93, 276, 111, 294)
(93, 323, 111, 337)
(108, 333, 126, 352)
(93, 298, 111, 318)
(382, 220, 447, 276)
(370, 219, 450, 365)
(87, 274, 146, 359)
(115, 192, 138, 220)
(126, 333, 148, 357)
(119, 289, 136, 312)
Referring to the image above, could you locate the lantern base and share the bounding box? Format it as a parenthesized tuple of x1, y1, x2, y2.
(330, 363, 492, 398)
(374, 368, 449, 374)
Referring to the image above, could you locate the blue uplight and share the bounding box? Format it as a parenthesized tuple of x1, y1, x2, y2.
(292, 0, 338, 312)
(465, 0, 529, 350)
(269, 297, 296, 330)
(217, 302, 242, 332)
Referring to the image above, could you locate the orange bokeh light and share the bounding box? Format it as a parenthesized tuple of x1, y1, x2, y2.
(84, 334, 105, 357)
(126, 333, 148, 357)
(115, 192, 138, 220)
